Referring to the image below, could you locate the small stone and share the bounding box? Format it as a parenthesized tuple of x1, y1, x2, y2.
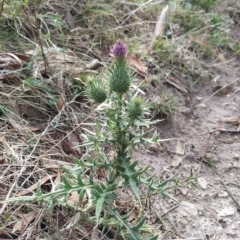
(147, 143, 160, 155)
(179, 218, 188, 226)
(178, 187, 188, 195)
(199, 103, 207, 108)
(198, 210, 204, 216)
(233, 153, 239, 160)
(218, 206, 236, 218)
(217, 190, 228, 198)
(179, 201, 198, 216)
(197, 177, 208, 189)
(213, 130, 221, 136)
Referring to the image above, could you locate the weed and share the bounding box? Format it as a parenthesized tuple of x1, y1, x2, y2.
(185, 0, 217, 11)
(3, 40, 178, 240)
(209, 30, 230, 48)
(183, 11, 204, 32)
(204, 155, 217, 168)
(149, 94, 178, 118)
(186, 169, 198, 188)
(4, 0, 26, 17)
(0, 105, 10, 115)
(233, 42, 240, 56)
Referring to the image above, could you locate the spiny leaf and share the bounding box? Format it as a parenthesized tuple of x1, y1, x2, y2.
(48, 199, 54, 214)
(79, 189, 85, 203)
(36, 181, 42, 197)
(129, 178, 140, 201)
(96, 197, 104, 220)
(62, 175, 72, 189)
(132, 217, 146, 231)
(92, 183, 117, 220)
(162, 191, 180, 204)
(77, 172, 84, 186)
(149, 235, 159, 240)
(157, 179, 168, 188)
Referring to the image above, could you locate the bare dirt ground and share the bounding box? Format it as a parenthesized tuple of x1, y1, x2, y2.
(134, 39, 240, 240)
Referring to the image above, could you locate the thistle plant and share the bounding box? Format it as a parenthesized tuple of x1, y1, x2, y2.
(3, 40, 176, 240)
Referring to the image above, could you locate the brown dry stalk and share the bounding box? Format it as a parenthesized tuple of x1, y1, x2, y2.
(0, 0, 5, 17)
(193, 77, 240, 109)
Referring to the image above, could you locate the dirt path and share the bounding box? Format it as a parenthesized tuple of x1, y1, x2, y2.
(134, 58, 240, 239)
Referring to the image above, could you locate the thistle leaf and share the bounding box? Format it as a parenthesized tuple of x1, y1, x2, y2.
(149, 235, 159, 240)
(162, 191, 180, 204)
(62, 175, 72, 190)
(95, 197, 104, 220)
(132, 217, 146, 231)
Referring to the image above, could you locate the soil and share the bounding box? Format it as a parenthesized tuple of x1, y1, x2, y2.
(133, 52, 240, 239)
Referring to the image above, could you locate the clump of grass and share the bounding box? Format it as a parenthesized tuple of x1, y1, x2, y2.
(184, 0, 217, 11)
(233, 42, 240, 56)
(149, 94, 178, 118)
(204, 155, 217, 168)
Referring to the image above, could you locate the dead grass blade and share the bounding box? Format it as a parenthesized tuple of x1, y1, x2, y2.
(153, 5, 169, 38)
(148, 5, 169, 53)
(219, 117, 240, 124)
(194, 77, 240, 109)
(18, 173, 57, 196)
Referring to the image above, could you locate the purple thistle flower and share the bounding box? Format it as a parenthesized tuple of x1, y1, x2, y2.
(111, 40, 128, 58)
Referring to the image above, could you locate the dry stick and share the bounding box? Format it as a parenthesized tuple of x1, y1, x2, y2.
(219, 179, 240, 210)
(173, 239, 202, 240)
(0, 0, 5, 17)
(192, 77, 240, 109)
(33, 3, 49, 75)
(197, 133, 211, 174)
(197, 128, 240, 136)
(193, 77, 240, 135)
(230, 182, 240, 188)
(121, 0, 156, 26)
(25, 209, 44, 240)
(161, 205, 179, 218)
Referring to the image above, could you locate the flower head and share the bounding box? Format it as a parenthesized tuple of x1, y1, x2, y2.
(87, 79, 107, 104)
(111, 40, 128, 58)
(127, 97, 144, 121)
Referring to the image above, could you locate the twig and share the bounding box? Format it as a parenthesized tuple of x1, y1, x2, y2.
(121, 0, 156, 26)
(25, 209, 44, 240)
(197, 128, 240, 136)
(0, 0, 5, 17)
(197, 133, 211, 174)
(161, 205, 179, 217)
(173, 239, 202, 240)
(193, 77, 240, 109)
(219, 179, 240, 210)
(229, 182, 240, 188)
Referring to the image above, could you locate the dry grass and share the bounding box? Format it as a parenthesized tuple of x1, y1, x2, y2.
(0, 0, 239, 239)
